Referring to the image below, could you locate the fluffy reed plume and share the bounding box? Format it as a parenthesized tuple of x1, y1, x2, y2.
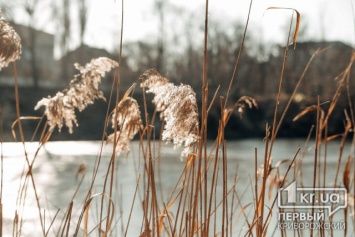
(235, 96, 258, 117)
(107, 97, 143, 155)
(75, 162, 87, 180)
(35, 57, 118, 133)
(140, 68, 169, 87)
(0, 11, 21, 69)
(140, 69, 199, 159)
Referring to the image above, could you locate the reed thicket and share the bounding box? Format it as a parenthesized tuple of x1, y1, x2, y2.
(0, 3, 354, 237)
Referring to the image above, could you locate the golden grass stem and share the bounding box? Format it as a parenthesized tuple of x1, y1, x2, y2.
(124, 175, 140, 237)
(0, 104, 3, 237)
(45, 209, 60, 237)
(310, 96, 321, 237)
(268, 13, 294, 160)
(206, 129, 221, 233)
(104, 0, 125, 233)
(322, 124, 328, 189)
(334, 111, 352, 188)
(222, 140, 228, 237)
(61, 201, 73, 237)
(224, 0, 253, 108)
(256, 124, 270, 237)
(199, 1, 209, 235)
(13, 62, 46, 236)
(74, 193, 115, 237)
(274, 48, 327, 137)
(263, 148, 300, 235)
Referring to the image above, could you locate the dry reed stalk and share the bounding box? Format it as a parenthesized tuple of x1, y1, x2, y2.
(45, 209, 60, 237)
(12, 61, 47, 236)
(322, 124, 328, 191)
(343, 156, 351, 236)
(267, 11, 295, 161)
(24, 57, 118, 237)
(322, 53, 355, 130)
(201, 3, 256, 231)
(175, 164, 191, 236)
(353, 135, 355, 234)
(73, 193, 115, 237)
(229, 170, 239, 237)
(0, 105, 3, 237)
(139, 77, 152, 236)
(61, 201, 73, 237)
(158, 152, 195, 235)
(310, 97, 321, 237)
(104, 2, 126, 233)
(171, 155, 195, 235)
(253, 12, 300, 236)
(11, 116, 42, 141)
(139, 68, 165, 237)
(103, 94, 143, 237)
(83, 63, 122, 236)
(124, 175, 140, 237)
(200, 1, 256, 230)
(224, 0, 253, 107)
(246, 12, 299, 236)
(255, 124, 270, 236)
(13, 47, 119, 237)
(206, 125, 222, 233)
(222, 140, 228, 237)
(333, 111, 352, 188)
(275, 47, 328, 137)
(298, 125, 314, 185)
(201, 2, 209, 233)
(263, 148, 300, 235)
(56, 170, 87, 235)
(234, 192, 253, 235)
(265, 7, 301, 48)
(254, 148, 259, 231)
(187, 154, 198, 236)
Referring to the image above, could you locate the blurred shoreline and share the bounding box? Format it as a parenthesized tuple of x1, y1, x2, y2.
(1, 85, 351, 142)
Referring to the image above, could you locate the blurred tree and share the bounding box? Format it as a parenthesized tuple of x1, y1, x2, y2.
(208, 19, 237, 90)
(60, 0, 71, 81)
(154, 0, 166, 72)
(180, 13, 202, 88)
(12, 0, 45, 88)
(1, 0, 58, 88)
(24, 0, 40, 88)
(61, 0, 71, 56)
(78, 0, 88, 47)
(0, 3, 13, 18)
(125, 41, 157, 72)
(74, 0, 89, 70)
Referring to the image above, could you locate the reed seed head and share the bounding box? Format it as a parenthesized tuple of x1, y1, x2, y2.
(139, 68, 169, 88)
(235, 96, 258, 117)
(107, 97, 143, 155)
(0, 11, 21, 70)
(35, 57, 118, 133)
(140, 69, 199, 160)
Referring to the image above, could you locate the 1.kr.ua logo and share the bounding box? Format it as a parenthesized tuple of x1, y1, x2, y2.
(278, 181, 347, 217)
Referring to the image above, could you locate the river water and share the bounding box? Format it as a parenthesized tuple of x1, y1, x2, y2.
(1, 139, 354, 236)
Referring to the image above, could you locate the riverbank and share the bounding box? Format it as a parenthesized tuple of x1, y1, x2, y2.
(0, 85, 351, 141)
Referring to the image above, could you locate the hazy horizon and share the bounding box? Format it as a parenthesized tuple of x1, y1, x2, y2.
(3, 0, 354, 56)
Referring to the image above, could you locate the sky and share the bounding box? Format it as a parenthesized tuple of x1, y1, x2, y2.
(81, 0, 355, 51)
(6, 0, 355, 53)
